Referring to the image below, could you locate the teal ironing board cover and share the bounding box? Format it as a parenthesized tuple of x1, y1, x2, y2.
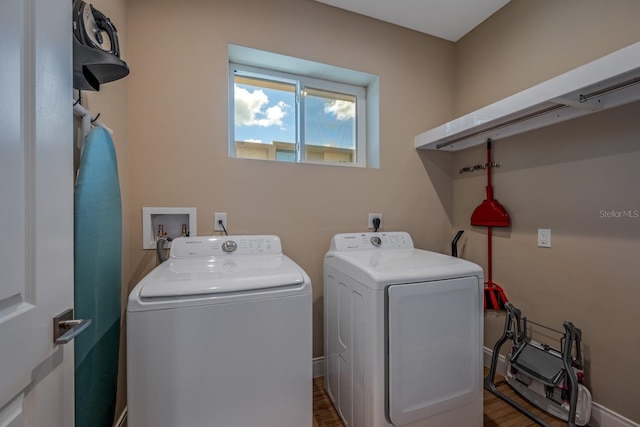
(74, 127, 122, 427)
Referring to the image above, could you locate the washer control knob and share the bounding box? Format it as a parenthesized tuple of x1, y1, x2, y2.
(222, 240, 237, 253)
(370, 236, 382, 247)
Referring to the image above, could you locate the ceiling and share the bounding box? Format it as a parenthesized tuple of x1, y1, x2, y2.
(314, 0, 511, 42)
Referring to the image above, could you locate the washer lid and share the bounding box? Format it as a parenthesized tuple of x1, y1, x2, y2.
(139, 254, 305, 298)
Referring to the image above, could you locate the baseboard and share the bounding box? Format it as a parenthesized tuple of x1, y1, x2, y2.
(313, 356, 325, 378)
(483, 346, 639, 427)
(483, 346, 508, 375)
(114, 407, 127, 427)
(588, 403, 640, 427)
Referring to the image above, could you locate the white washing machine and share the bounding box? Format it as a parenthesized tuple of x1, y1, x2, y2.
(127, 235, 312, 427)
(324, 232, 484, 427)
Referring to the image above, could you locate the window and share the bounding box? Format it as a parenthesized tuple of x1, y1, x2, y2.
(228, 45, 379, 168)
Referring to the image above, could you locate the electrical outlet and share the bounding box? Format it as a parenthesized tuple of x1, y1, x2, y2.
(214, 212, 227, 232)
(368, 213, 382, 229)
(538, 228, 551, 247)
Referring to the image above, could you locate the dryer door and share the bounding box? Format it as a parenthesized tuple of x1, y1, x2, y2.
(387, 276, 482, 425)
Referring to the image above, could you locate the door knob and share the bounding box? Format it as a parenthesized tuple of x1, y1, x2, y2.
(53, 308, 91, 344)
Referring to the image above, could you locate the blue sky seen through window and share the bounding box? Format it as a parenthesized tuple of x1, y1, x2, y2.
(304, 89, 356, 149)
(234, 78, 356, 150)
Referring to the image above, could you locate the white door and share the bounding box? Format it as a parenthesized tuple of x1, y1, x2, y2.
(0, 0, 74, 425)
(387, 277, 483, 426)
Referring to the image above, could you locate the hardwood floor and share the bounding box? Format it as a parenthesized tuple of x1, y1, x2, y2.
(313, 377, 345, 427)
(313, 372, 567, 427)
(482, 373, 566, 427)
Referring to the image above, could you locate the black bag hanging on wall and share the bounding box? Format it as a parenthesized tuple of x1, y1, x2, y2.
(72, 0, 129, 91)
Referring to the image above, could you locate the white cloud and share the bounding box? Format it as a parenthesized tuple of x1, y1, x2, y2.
(235, 85, 289, 127)
(324, 100, 355, 121)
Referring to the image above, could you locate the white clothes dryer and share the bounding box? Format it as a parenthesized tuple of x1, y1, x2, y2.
(324, 232, 484, 427)
(127, 235, 312, 427)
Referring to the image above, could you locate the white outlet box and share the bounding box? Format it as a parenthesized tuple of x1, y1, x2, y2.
(214, 212, 227, 232)
(538, 229, 551, 247)
(142, 207, 197, 249)
(368, 213, 382, 229)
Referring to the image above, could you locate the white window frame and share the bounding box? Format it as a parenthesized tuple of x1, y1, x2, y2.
(228, 45, 378, 168)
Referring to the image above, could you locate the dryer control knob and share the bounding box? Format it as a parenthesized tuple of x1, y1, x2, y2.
(222, 240, 237, 253)
(370, 236, 382, 247)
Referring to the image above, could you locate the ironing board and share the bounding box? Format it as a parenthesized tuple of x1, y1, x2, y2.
(74, 127, 122, 427)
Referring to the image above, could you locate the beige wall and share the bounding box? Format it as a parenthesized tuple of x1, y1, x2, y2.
(455, 0, 640, 116)
(453, 0, 640, 421)
(125, 0, 455, 360)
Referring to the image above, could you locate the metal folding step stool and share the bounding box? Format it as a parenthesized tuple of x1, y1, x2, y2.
(485, 303, 592, 427)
